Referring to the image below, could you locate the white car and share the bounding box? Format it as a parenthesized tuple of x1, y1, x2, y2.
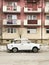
(6, 38, 41, 53)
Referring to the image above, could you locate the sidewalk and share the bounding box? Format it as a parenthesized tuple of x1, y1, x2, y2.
(40, 45, 49, 52)
(0, 45, 49, 52)
(0, 45, 7, 51)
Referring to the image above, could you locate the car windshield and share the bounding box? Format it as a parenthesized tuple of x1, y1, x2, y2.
(21, 40, 31, 43)
(12, 39, 31, 43)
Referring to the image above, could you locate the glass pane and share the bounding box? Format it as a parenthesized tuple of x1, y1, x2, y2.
(14, 28, 16, 33)
(11, 28, 13, 33)
(7, 28, 10, 33)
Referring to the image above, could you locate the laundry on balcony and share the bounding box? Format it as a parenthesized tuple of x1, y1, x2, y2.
(7, 21, 13, 24)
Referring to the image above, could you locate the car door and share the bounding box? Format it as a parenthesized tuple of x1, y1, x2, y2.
(21, 40, 31, 50)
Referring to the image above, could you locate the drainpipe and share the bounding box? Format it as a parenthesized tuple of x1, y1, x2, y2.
(41, 0, 44, 43)
(0, 0, 3, 44)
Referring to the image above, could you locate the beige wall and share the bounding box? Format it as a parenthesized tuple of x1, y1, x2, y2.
(2, 28, 20, 39)
(21, 27, 41, 39)
(2, 27, 49, 44)
(43, 27, 49, 39)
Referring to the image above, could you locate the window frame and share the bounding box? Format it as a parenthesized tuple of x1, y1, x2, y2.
(27, 28, 37, 34)
(46, 15, 49, 20)
(7, 28, 16, 33)
(46, 28, 49, 33)
(27, 15, 37, 20)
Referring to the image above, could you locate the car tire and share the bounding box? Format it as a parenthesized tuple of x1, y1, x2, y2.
(12, 48, 18, 53)
(32, 47, 38, 53)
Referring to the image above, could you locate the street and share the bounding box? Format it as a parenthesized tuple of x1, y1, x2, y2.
(0, 51, 49, 65)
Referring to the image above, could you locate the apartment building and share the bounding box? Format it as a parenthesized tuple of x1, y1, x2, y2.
(0, 0, 49, 44)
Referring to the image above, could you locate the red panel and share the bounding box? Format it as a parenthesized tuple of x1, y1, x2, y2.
(24, 26, 40, 28)
(28, 20, 37, 24)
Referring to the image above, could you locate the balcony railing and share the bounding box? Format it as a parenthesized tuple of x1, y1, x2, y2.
(3, 5, 21, 13)
(3, 19, 21, 26)
(24, 7, 41, 13)
(24, 19, 41, 26)
(45, 7, 49, 13)
(45, 20, 49, 26)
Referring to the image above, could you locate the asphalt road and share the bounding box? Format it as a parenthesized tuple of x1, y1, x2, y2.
(0, 51, 49, 65)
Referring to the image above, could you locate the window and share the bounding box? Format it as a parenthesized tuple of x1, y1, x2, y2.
(27, 15, 36, 20)
(8, 2, 12, 6)
(46, 15, 49, 20)
(8, 2, 17, 7)
(46, 28, 49, 33)
(27, 0, 36, 3)
(27, 28, 37, 34)
(7, 15, 17, 24)
(46, 2, 49, 6)
(7, 15, 17, 20)
(7, 28, 16, 33)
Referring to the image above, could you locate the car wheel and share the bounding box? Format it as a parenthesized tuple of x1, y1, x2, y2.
(12, 48, 18, 53)
(33, 47, 38, 53)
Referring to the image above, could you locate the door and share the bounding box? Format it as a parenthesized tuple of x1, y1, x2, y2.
(20, 40, 31, 50)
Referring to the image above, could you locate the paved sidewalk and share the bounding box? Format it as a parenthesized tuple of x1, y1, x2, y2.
(40, 45, 49, 51)
(0, 45, 49, 52)
(0, 45, 7, 51)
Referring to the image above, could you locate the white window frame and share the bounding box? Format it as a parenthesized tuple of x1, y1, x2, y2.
(7, 14, 17, 19)
(8, 2, 17, 7)
(7, 28, 16, 33)
(46, 15, 49, 20)
(27, 28, 37, 34)
(46, 2, 49, 6)
(12, 15, 17, 19)
(46, 28, 49, 33)
(27, 15, 37, 20)
(7, 15, 17, 24)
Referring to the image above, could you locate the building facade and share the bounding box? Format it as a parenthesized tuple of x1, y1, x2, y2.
(0, 0, 49, 44)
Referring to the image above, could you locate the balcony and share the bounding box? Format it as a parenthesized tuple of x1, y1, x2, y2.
(45, 20, 49, 26)
(3, 19, 21, 26)
(3, 5, 21, 13)
(24, 19, 41, 26)
(24, 7, 41, 13)
(45, 7, 49, 13)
